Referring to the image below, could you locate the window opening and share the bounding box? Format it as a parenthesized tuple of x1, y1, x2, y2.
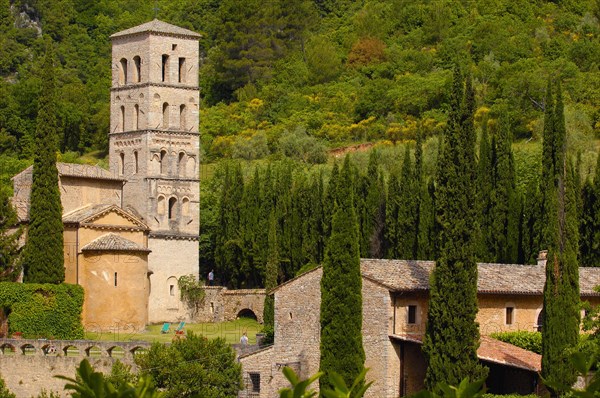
(249, 373, 260, 393)
(178, 58, 186, 83)
(119, 58, 127, 84)
(162, 102, 169, 128)
(160, 150, 167, 174)
(172, 44, 177, 50)
(179, 104, 186, 130)
(114, 272, 118, 287)
(161, 55, 169, 82)
(120, 105, 125, 132)
(407, 305, 417, 324)
(169, 285, 174, 296)
(133, 104, 139, 130)
(119, 153, 125, 175)
(134, 151, 138, 174)
(506, 307, 514, 325)
(168, 197, 177, 219)
(133, 56, 141, 82)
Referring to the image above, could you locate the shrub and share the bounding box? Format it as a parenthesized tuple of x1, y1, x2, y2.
(0, 282, 84, 339)
(490, 331, 541, 354)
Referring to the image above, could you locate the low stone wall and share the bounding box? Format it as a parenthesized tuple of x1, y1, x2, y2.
(0, 339, 151, 398)
(196, 286, 266, 324)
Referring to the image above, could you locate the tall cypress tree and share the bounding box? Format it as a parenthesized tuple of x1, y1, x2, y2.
(492, 114, 519, 263)
(580, 153, 600, 266)
(423, 70, 487, 389)
(0, 189, 22, 281)
(263, 211, 278, 333)
(385, 171, 400, 259)
(397, 144, 418, 259)
(22, 40, 64, 284)
(541, 81, 580, 396)
(476, 118, 494, 262)
(320, 155, 365, 390)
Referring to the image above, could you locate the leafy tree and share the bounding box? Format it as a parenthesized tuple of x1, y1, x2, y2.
(135, 333, 241, 398)
(0, 189, 21, 281)
(22, 40, 64, 284)
(423, 70, 487, 389)
(320, 155, 365, 391)
(541, 81, 580, 396)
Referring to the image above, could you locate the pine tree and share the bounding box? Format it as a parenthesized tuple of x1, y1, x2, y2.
(263, 211, 278, 333)
(541, 81, 580, 396)
(423, 70, 487, 389)
(22, 40, 64, 284)
(0, 189, 21, 281)
(320, 155, 365, 390)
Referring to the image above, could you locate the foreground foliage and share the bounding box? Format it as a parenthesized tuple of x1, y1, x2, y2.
(135, 332, 241, 398)
(0, 282, 83, 339)
(278, 366, 372, 398)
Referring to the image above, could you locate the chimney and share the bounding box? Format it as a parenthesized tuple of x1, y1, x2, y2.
(537, 250, 548, 267)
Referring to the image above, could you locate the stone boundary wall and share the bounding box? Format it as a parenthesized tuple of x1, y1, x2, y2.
(0, 339, 151, 398)
(196, 286, 266, 324)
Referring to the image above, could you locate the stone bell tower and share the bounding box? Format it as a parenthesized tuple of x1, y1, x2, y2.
(109, 20, 200, 323)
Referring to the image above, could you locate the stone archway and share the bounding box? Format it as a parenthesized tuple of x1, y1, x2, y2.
(237, 308, 258, 321)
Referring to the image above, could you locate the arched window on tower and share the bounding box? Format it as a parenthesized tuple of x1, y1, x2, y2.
(133, 150, 138, 174)
(119, 58, 127, 84)
(178, 152, 186, 176)
(161, 54, 169, 82)
(179, 104, 186, 130)
(162, 103, 169, 129)
(178, 57, 186, 83)
(133, 56, 141, 83)
(120, 105, 125, 132)
(168, 197, 177, 220)
(157, 195, 165, 215)
(119, 152, 125, 175)
(160, 150, 167, 175)
(133, 104, 139, 130)
(182, 197, 190, 217)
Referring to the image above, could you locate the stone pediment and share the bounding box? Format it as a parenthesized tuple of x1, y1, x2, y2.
(63, 204, 149, 231)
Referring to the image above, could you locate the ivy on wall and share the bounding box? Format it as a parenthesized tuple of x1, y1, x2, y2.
(0, 282, 84, 339)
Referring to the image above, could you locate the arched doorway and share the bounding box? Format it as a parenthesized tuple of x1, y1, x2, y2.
(237, 308, 257, 321)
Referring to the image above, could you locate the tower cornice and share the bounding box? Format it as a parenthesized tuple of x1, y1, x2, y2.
(111, 82, 199, 92)
(109, 129, 199, 137)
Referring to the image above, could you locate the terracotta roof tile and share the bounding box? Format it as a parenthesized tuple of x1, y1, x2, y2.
(389, 334, 541, 372)
(360, 259, 600, 296)
(81, 233, 150, 252)
(62, 204, 113, 223)
(111, 19, 201, 39)
(13, 163, 124, 182)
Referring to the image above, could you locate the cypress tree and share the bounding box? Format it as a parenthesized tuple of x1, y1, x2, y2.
(417, 179, 435, 260)
(362, 151, 385, 258)
(22, 40, 64, 284)
(491, 114, 519, 263)
(541, 81, 580, 396)
(385, 171, 400, 258)
(423, 70, 487, 389)
(397, 144, 418, 259)
(263, 211, 278, 333)
(320, 155, 365, 390)
(476, 118, 494, 262)
(0, 189, 22, 281)
(580, 153, 600, 266)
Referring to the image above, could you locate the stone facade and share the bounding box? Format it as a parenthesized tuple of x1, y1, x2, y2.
(240, 259, 600, 397)
(0, 339, 149, 398)
(198, 287, 266, 323)
(109, 20, 201, 323)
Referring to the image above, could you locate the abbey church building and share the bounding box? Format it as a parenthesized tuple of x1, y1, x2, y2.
(11, 20, 201, 330)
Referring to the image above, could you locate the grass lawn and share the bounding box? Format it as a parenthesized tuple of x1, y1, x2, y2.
(84, 318, 262, 345)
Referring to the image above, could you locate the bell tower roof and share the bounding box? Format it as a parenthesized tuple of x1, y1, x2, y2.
(110, 19, 201, 40)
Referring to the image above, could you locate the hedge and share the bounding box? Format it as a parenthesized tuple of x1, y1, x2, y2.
(0, 282, 84, 339)
(490, 331, 542, 354)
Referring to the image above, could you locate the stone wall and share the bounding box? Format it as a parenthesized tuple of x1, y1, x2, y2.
(0, 339, 149, 398)
(195, 287, 266, 324)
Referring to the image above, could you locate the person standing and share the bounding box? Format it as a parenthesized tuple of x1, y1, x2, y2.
(208, 269, 214, 286)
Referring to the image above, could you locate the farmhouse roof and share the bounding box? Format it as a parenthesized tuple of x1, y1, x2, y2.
(390, 334, 541, 372)
(360, 258, 600, 297)
(62, 204, 149, 230)
(13, 163, 124, 182)
(111, 19, 201, 39)
(81, 233, 151, 252)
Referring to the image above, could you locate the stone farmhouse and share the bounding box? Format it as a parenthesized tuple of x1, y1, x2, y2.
(11, 20, 202, 331)
(239, 253, 600, 398)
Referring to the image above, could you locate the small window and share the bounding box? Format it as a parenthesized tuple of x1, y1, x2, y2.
(133, 56, 141, 82)
(210, 302, 214, 314)
(179, 104, 186, 130)
(289, 312, 293, 320)
(407, 305, 417, 324)
(119, 153, 125, 175)
(120, 105, 125, 132)
(172, 44, 177, 51)
(169, 285, 174, 296)
(133, 104, 139, 130)
(134, 150, 138, 173)
(249, 373, 260, 393)
(506, 307, 514, 325)
(114, 272, 118, 287)
(178, 57, 186, 83)
(160, 150, 167, 174)
(168, 197, 177, 219)
(119, 58, 127, 84)
(161, 54, 169, 82)
(162, 102, 170, 129)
